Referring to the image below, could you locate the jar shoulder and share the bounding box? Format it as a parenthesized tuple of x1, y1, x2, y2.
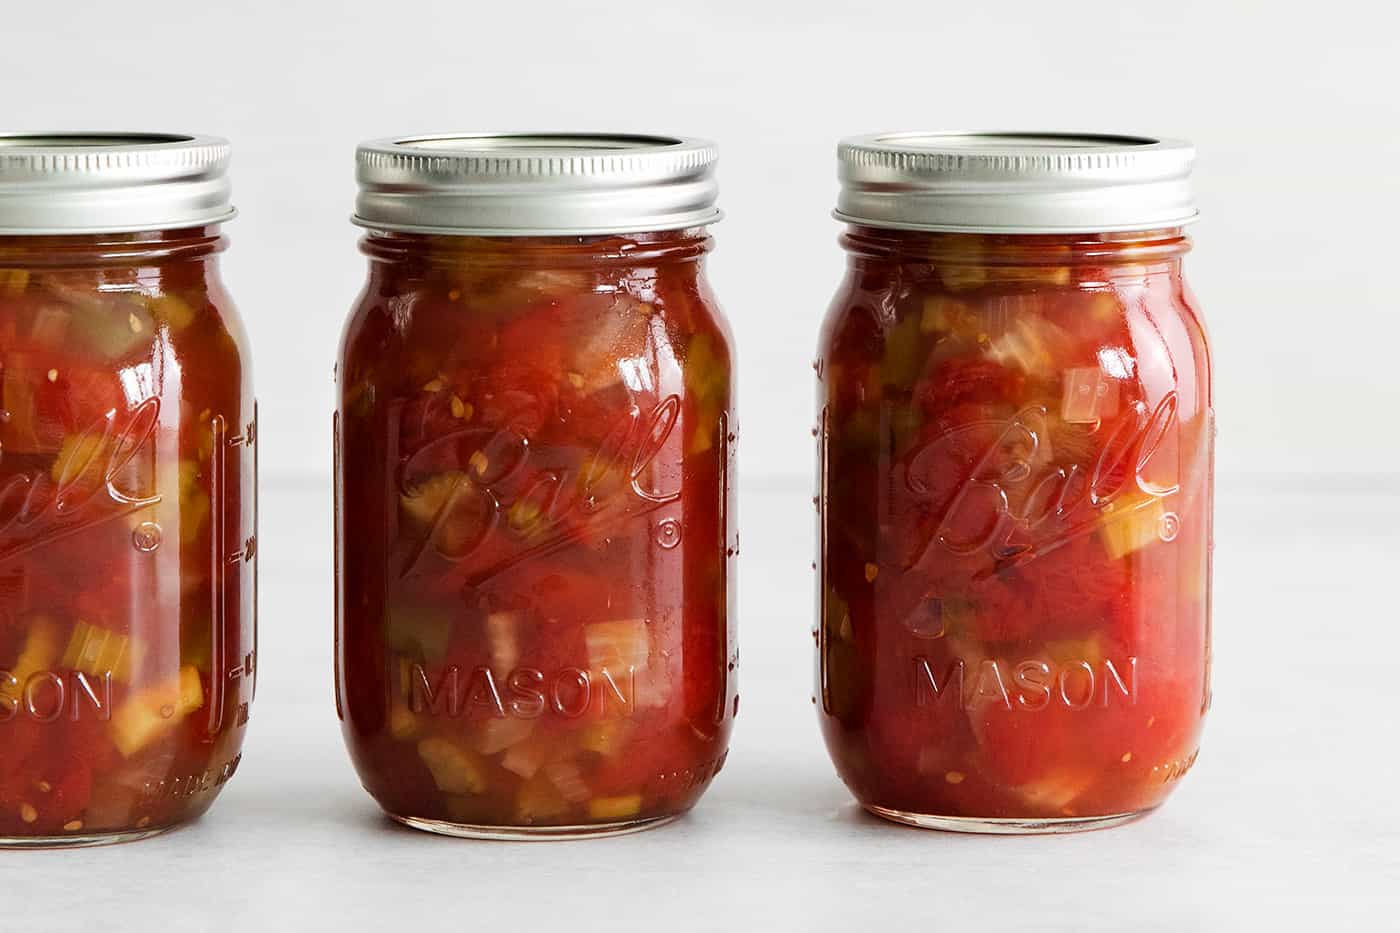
(339, 264, 733, 391)
(818, 266, 1210, 387)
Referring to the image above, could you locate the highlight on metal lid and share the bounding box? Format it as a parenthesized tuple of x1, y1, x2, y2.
(835, 132, 1197, 234)
(0, 133, 235, 235)
(353, 133, 721, 236)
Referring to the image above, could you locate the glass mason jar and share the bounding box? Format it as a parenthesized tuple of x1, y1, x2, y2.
(336, 134, 737, 839)
(0, 134, 256, 846)
(816, 134, 1213, 833)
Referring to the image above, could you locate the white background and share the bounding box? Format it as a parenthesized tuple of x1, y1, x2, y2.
(3, 1, 1399, 929)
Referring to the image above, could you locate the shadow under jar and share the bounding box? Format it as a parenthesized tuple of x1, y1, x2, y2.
(816, 133, 1213, 833)
(0, 134, 256, 847)
(336, 134, 737, 839)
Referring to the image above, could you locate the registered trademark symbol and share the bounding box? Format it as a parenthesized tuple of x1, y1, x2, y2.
(654, 518, 683, 550)
(132, 521, 163, 552)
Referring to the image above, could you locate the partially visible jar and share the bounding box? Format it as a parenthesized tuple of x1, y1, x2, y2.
(0, 135, 256, 846)
(816, 133, 1213, 833)
(336, 134, 737, 839)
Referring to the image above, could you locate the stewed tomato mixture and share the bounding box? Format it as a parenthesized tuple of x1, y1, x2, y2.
(0, 231, 255, 841)
(817, 227, 1212, 823)
(336, 231, 737, 833)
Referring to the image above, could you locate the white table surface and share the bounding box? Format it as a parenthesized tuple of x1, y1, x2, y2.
(8, 474, 1398, 931)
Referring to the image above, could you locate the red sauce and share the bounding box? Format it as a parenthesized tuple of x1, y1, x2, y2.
(816, 226, 1212, 825)
(336, 229, 736, 834)
(0, 228, 255, 841)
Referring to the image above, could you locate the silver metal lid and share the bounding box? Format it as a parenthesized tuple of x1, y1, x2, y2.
(835, 132, 1197, 234)
(0, 133, 235, 235)
(353, 133, 721, 236)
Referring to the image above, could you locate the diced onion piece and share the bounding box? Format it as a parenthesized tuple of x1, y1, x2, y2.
(416, 737, 487, 794)
(985, 314, 1060, 376)
(1100, 499, 1168, 560)
(110, 666, 204, 758)
(399, 472, 468, 527)
(179, 501, 213, 547)
(920, 296, 975, 336)
(61, 621, 137, 683)
(1061, 367, 1120, 424)
(484, 612, 518, 671)
(1088, 292, 1122, 323)
(500, 734, 554, 779)
(587, 794, 642, 820)
(576, 454, 616, 491)
(6, 616, 62, 687)
(51, 433, 107, 487)
(946, 257, 1071, 291)
(29, 304, 72, 347)
(514, 269, 593, 298)
(515, 773, 569, 822)
(683, 333, 727, 454)
(399, 471, 486, 552)
(585, 619, 649, 675)
(506, 498, 544, 533)
(60, 289, 152, 359)
(1, 269, 30, 293)
(177, 460, 211, 546)
(388, 703, 418, 740)
(689, 422, 717, 455)
(1042, 637, 1106, 667)
(578, 721, 632, 757)
(471, 717, 534, 756)
(544, 759, 590, 804)
(633, 668, 672, 710)
(147, 295, 196, 330)
(1015, 770, 1095, 812)
(880, 314, 923, 388)
(573, 299, 653, 393)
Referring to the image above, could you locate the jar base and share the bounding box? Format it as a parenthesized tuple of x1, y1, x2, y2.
(389, 813, 678, 841)
(0, 827, 171, 849)
(864, 804, 1152, 835)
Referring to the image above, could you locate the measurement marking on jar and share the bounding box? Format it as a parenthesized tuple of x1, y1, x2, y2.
(140, 753, 243, 802)
(208, 410, 257, 734)
(209, 415, 227, 733)
(650, 751, 727, 793)
(225, 652, 257, 687)
(1153, 749, 1198, 784)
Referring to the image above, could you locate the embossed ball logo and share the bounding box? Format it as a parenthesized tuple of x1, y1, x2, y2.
(904, 392, 1183, 570)
(398, 395, 686, 581)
